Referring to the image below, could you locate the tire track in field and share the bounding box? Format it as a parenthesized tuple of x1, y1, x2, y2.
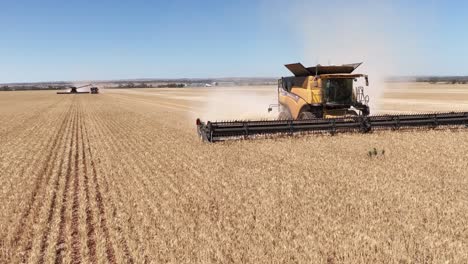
(98, 103, 237, 251)
(105, 101, 235, 261)
(100, 97, 216, 198)
(80, 105, 117, 264)
(0, 100, 69, 249)
(97, 107, 198, 213)
(71, 100, 82, 264)
(8, 99, 73, 262)
(0, 119, 54, 259)
(0, 99, 68, 208)
(98, 111, 175, 204)
(55, 101, 79, 264)
(96, 106, 214, 260)
(82, 105, 132, 264)
(87, 97, 215, 261)
(103, 107, 210, 202)
(78, 104, 97, 263)
(92, 96, 234, 261)
(113, 135, 184, 210)
(88, 106, 160, 259)
(37, 102, 75, 264)
(19, 104, 75, 263)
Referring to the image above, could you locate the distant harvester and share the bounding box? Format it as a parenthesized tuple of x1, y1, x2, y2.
(57, 84, 99, 94)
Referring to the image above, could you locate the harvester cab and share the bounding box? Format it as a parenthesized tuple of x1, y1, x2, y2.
(270, 62, 370, 119)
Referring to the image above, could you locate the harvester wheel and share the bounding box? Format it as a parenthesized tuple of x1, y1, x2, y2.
(278, 111, 292, 120)
(299, 111, 316, 120)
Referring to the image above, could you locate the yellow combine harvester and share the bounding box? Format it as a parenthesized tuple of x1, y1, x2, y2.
(196, 62, 468, 142)
(269, 62, 370, 119)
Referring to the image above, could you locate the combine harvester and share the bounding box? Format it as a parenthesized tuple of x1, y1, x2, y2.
(57, 84, 99, 94)
(196, 63, 468, 142)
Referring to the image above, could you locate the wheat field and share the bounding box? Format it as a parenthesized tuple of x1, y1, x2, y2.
(1, 84, 468, 263)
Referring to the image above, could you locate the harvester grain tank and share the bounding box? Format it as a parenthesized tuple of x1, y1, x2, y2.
(196, 62, 468, 142)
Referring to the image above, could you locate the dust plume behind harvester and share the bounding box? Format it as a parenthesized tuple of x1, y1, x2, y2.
(57, 84, 99, 94)
(196, 62, 468, 142)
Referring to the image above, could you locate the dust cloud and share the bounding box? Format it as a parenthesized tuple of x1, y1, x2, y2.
(193, 87, 279, 121)
(283, 0, 437, 113)
(195, 1, 437, 121)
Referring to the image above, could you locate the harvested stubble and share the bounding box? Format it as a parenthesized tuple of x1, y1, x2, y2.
(0, 87, 468, 263)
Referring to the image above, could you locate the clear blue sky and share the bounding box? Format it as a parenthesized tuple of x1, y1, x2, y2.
(1, 0, 467, 83)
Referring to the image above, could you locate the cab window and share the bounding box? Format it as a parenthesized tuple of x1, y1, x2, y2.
(323, 79, 353, 104)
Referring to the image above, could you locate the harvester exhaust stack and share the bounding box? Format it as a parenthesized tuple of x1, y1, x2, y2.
(197, 112, 468, 142)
